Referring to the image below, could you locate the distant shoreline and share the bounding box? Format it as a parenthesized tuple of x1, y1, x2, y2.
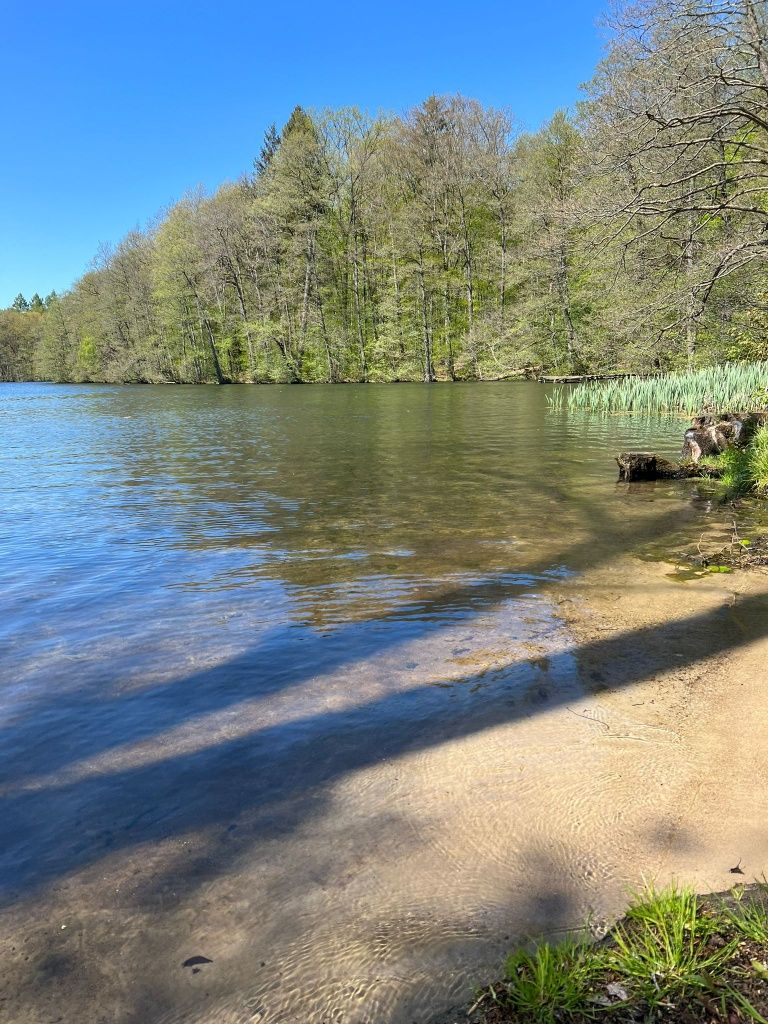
(0, 375, 540, 386)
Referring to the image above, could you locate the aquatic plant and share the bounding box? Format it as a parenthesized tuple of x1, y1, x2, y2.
(548, 362, 768, 415)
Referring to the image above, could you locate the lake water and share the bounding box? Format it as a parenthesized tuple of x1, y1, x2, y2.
(0, 382, 746, 1023)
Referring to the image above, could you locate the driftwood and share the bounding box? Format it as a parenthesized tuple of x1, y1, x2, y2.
(616, 452, 724, 481)
(618, 410, 767, 481)
(481, 366, 540, 381)
(682, 411, 768, 461)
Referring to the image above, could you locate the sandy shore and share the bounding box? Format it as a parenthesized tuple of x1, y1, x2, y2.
(3, 556, 768, 1024)
(556, 555, 768, 896)
(432, 557, 768, 1023)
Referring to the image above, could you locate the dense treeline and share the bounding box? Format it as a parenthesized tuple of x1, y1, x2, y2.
(3, 0, 767, 384)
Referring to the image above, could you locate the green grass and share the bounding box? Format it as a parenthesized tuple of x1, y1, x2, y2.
(482, 884, 768, 1022)
(503, 938, 603, 1023)
(700, 423, 768, 497)
(749, 424, 768, 492)
(721, 886, 768, 945)
(547, 362, 768, 414)
(605, 886, 737, 1006)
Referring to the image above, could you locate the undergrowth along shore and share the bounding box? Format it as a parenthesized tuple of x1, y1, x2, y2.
(700, 427, 768, 498)
(547, 363, 768, 415)
(465, 884, 768, 1024)
(545, 361, 768, 498)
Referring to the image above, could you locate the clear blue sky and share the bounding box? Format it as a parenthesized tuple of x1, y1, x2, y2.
(0, 0, 607, 307)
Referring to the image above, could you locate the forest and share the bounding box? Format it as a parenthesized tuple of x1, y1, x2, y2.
(3, 0, 767, 385)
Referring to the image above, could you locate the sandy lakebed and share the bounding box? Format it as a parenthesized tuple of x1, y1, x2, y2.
(433, 552, 768, 1023)
(3, 554, 768, 1024)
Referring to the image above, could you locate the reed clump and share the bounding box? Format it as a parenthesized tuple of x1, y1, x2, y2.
(547, 363, 768, 415)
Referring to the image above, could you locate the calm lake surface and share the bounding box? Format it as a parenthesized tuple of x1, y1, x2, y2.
(0, 382, 747, 1023)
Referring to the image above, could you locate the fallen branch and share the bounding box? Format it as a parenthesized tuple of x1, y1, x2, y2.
(616, 452, 724, 481)
(538, 372, 656, 384)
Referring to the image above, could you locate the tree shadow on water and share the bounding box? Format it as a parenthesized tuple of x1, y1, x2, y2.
(1, 499, 765, 1023)
(1, 551, 764, 905)
(0, 491, 689, 794)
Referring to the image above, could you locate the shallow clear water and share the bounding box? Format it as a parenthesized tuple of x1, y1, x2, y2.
(0, 382, 743, 1023)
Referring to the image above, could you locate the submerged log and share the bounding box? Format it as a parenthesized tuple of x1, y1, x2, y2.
(616, 452, 723, 481)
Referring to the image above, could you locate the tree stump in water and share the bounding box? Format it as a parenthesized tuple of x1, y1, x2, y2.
(617, 453, 674, 480)
(616, 411, 760, 482)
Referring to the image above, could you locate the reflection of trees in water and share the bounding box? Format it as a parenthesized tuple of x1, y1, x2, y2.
(95, 384, 695, 626)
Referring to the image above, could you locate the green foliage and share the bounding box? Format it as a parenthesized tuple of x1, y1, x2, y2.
(490, 886, 768, 1023)
(254, 122, 281, 178)
(0, 100, 621, 382)
(748, 425, 768, 493)
(5, 1, 768, 383)
(76, 334, 99, 379)
(717, 446, 754, 497)
(721, 887, 768, 944)
(699, 424, 768, 497)
(0, 307, 43, 381)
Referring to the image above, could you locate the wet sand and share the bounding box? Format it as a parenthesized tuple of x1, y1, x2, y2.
(3, 557, 768, 1024)
(553, 556, 768, 902)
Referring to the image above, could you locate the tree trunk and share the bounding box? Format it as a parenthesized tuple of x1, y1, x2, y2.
(301, 229, 315, 344)
(459, 199, 477, 377)
(182, 271, 226, 383)
(352, 231, 367, 381)
(555, 243, 578, 372)
(499, 215, 507, 322)
(417, 252, 435, 382)
(389, 226, 405, 360)
(683, 218, 697, 367)
(741, 0, 768, 93)
(444, 281, 454, 380)
(312, 259, 335, 383)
